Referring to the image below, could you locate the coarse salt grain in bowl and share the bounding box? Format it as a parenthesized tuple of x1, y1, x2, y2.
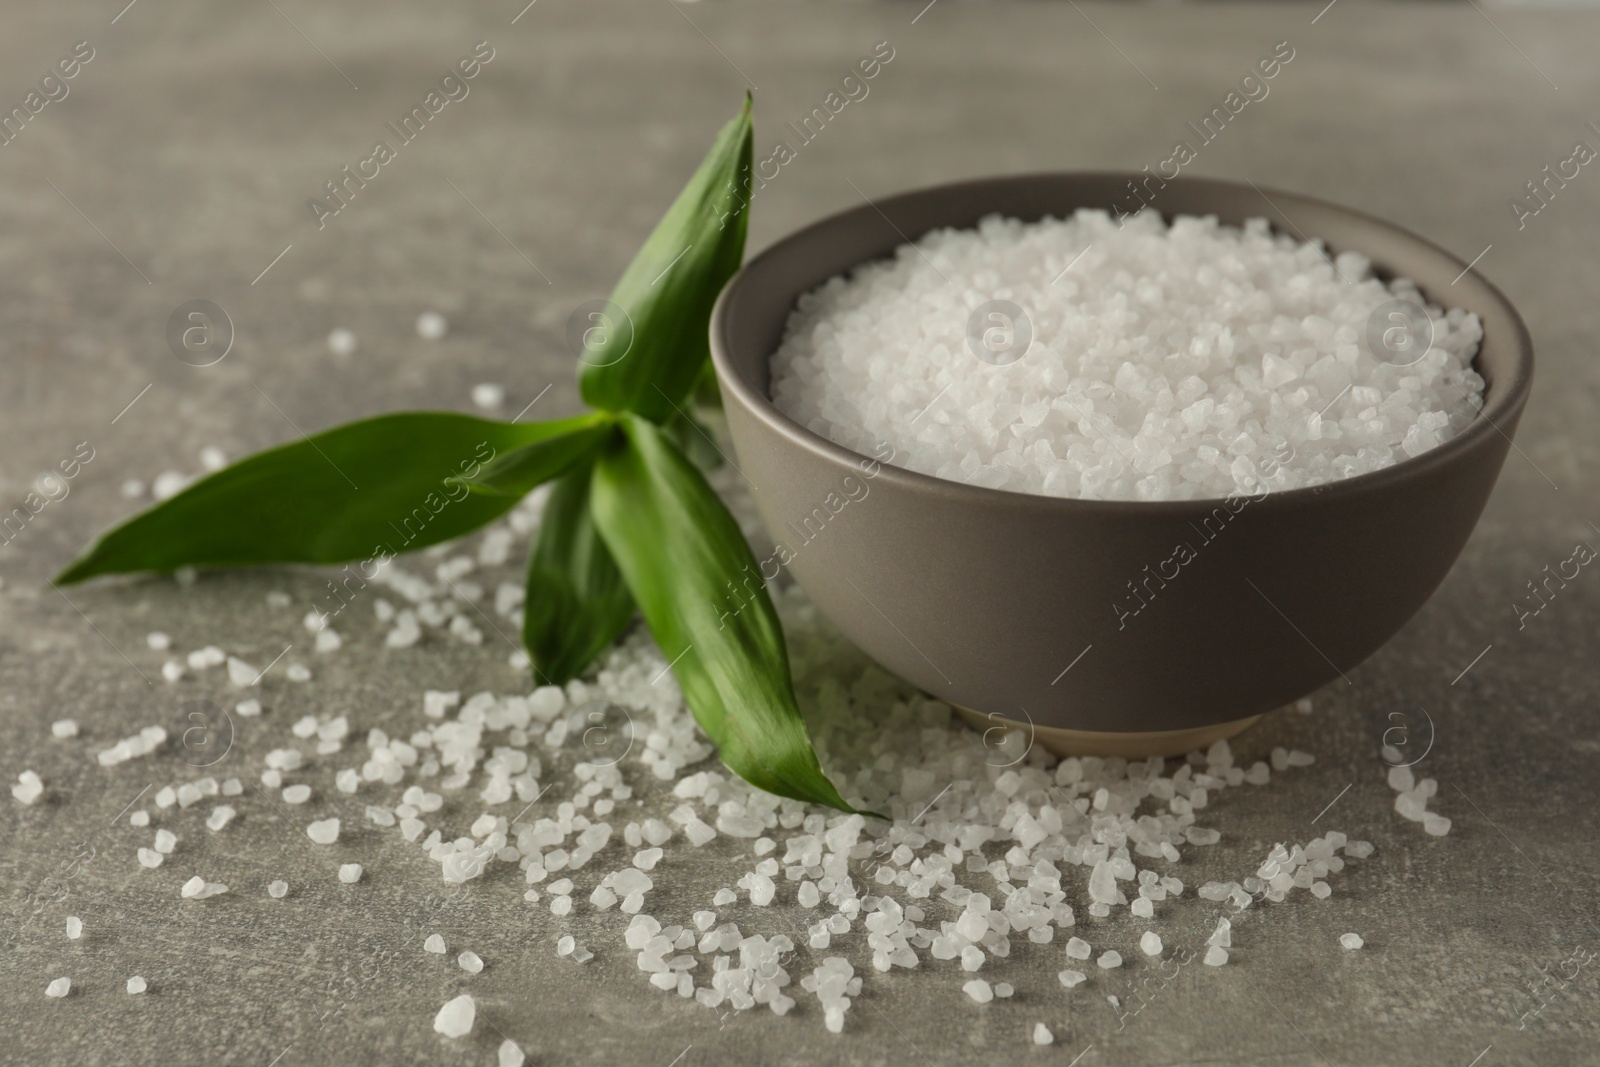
(769, 209, 1484, 502)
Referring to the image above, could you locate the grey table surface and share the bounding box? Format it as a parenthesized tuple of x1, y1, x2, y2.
(2, 2, 1598, 1065)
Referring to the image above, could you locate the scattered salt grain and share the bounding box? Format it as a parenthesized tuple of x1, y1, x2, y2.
(471, 383, 504, 410)
(1032, 1022, 1054, 1046)
(126, 976, 147, 994)
(1065, 936, 1091, 960)
(339, 864, 363, 884)
(51, 720, 78, 739)
(129, 810, 149, 827)
(137, 848, 164, 868)
(459, 950, 484, 973)
(66, 916, 83, 939)
(268, 880, 288, 898)
(327, 328, 357, 356)
(1140, 931, 1162, 956)
(146, 631, 170, 651)
(417, 311, 449, 341)
(157, 478, 193, 506)
(1204, 946, 1229, 967)
(282, 785, 311, 805)
(498, 1040, 527, 1067)
(306, 818, 340, 844)
(1340, 933, 1364, 950)
(96, 726, 168, 766)
(206, 806, 236, 831)
(433, 993, 475, 1038)
(181, 877, 227, 899)
(154, 829, 177, 854)
(1097, 951, 1122, 969)
(963, 978, 994, 1004)
(424, 934, 446, 954)
(1058, 969, 1086, 988)
(12, 770, 42, 805)
(45, 977, 70, 998)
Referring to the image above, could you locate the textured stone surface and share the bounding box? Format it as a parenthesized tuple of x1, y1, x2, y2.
(1, 2, 1597, 1065)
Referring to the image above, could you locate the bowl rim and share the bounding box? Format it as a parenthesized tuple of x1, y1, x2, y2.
(710, 171, 1535, 516)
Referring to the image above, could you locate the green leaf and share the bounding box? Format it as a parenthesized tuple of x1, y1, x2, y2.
(57, 412, 597, 583)
(663, 407, 724, 473)
(522, 462, 635, 685)
(590, 415, 862, 813)
(577, 96, 752, 424)
(470, 418, 617, 497)
(691, 358, 722, 411)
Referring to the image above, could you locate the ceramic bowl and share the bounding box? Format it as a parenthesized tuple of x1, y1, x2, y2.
(709, 173, 1532, 755)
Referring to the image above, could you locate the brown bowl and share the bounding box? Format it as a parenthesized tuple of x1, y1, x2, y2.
(709, 173, 1532, 751)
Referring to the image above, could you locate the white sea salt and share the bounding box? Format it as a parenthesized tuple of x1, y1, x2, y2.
(96, 726, 167, 766)
(181, 877, 227, 899)
(1140, 931, 1162, 956)
(126, 976, 147, 994)
(425, 934, 446, 954)
(433, 993, 475, 1038)
(472, 383, 504, 410)
(327, 328, 357, 356)
(1340, 932, 1364, 950)
(154, 829, 177, 854)
(458, 950, 484, 973)
(771, 210, 1484, 501)
(1032, 1022, 1054, 1046)
(66, 916, 83, 939)
(417, 311, 449, 340)
(963, 978, 994, 1003)
(51, 720, 78, 739)
(339, 864, 363, 884)
(282, 784, 311, 805)
(12, 770, 42, 805)
(121, 509, 1370, 1041)
(268, 880, 289, 898)
(45, 977, 70, 998)
(306, 818, 340, 844)
(1097, 950, 1122, 969)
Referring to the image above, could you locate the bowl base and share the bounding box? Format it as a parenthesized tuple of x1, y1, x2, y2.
(953, 706, 1262, 760)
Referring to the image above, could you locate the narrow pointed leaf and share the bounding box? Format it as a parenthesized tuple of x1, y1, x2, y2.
(470, 417, 616, 497)
(521, 462, 635, 685)
(58, 413, 593, 583)
(589, 415, 859, 813)
(663, 407, 724, 473)
(577, 96, 752, 423)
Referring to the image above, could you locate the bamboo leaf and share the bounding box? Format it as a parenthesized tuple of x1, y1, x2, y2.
(589, 414, 860, 813)
(57, 413, 600, 583)
(470, 419, 617, 497)
(577, 96, 752, 423)
(522, 462, 635, 684)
